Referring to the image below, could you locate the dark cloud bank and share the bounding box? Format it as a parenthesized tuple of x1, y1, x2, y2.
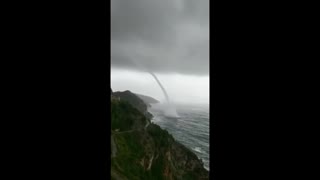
(111, 0, 209, 75)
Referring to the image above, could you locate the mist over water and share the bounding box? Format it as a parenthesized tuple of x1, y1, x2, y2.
(153, 102, 179, 118)
(149, 103, 210, 171)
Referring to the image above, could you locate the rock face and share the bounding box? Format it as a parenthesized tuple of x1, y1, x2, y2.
(111, 89, 209, 180)
(134, 93, 160, 106)
(113, 90, 153, 119)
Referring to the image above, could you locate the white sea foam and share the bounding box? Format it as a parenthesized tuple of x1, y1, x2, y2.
(149, 103, 210, 171)
(193, 147, 204, 153)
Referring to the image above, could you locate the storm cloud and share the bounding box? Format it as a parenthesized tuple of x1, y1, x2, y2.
(111, 0, 209, 75)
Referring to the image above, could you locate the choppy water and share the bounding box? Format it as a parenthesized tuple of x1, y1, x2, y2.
(149, 103, 210, 171)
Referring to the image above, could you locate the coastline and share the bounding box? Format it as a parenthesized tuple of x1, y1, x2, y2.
(148, 105, 210, 171)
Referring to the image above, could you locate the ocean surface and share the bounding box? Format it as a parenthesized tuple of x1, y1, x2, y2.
(149, 103, 210, 171)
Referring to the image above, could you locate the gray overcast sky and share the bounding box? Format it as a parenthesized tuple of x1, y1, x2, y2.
(111, 0, 209, 104)
(111, 0, 209, 75)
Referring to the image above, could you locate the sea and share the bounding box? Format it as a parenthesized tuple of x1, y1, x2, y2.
(148, 103, 210, 171)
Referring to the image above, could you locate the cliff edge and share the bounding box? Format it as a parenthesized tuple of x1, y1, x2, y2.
(111, 89, 209, 180)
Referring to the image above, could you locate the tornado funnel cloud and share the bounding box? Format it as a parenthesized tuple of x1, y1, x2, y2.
(129, 59, 179, 118)
(148, 72, 178, 118)
(149, 72, 170, 104)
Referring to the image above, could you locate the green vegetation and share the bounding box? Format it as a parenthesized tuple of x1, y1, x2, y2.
(113, 91, 148, 114)
(111, 100, 147, 131)
(111, 89, 209, 180)
(112, 132, 146, 179)
(147, 123, 174, 148)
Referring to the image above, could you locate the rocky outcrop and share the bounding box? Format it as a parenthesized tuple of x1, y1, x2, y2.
(111, 88, 209, 180)
(134, 93, 160, 106)
(113, 90, 153, 119)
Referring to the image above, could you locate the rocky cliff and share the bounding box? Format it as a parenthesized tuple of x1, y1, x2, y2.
(113, 90, 153, 119)
(111, 89, 209, 180)
(134, 93, 160, 106)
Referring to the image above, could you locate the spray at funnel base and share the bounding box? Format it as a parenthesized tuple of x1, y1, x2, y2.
(148, 72, 179, 118)
(163, 103, 179, 118)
